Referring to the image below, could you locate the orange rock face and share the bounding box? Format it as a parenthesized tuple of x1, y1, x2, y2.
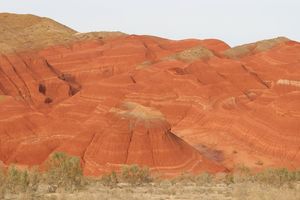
(0, 14, 299, 175)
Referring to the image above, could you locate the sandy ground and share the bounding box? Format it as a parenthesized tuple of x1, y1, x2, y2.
(4, 182, 300, 200)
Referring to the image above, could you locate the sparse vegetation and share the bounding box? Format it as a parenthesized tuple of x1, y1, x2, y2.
(100, 171, 118, 187)
(0, 152, 85, 198)
(45, 152, 85, 192)
(99, 164, 152, 187)
(0, 156, 299, 199)
(163, 46, 214, 62)
(120, 165, 152, 186)
(253, 168, 300, 187)
(0, 166, 41, 199)
(222, 37, 289, 59)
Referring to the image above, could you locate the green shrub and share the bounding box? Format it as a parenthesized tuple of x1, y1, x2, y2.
(0, 167, 6, 198)
(233, 165, 253, 183)
(254, 168, 300, 187)
(6, 166, 30, 193)
(170, 172, 194, 185)
(45, 152, 84, 191)
(0, 165, 41, 197)
(27, 167, 41, 192)
(224, 173, 235, 185)
(120, 165, 152, 186)
(195, 172, 213, 185)
(100, 171, 118, 187)
(0, 153, 85, 195)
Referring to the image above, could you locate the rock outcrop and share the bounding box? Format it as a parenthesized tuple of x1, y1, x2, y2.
(0, 13, 299, 175)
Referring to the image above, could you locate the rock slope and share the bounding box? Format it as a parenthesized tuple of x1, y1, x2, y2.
(0, 13, 299, 175)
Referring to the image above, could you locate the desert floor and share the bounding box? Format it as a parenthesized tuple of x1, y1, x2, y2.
(4, 181, 300, 200)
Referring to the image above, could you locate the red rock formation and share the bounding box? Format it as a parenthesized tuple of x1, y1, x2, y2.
(0, 13, 299, 175)
(55, 102, 225, 175)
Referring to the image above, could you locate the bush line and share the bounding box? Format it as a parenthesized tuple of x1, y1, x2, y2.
(1, 152, 299, 197)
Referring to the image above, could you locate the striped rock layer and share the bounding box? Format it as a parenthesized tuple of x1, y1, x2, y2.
(0, 13, 299, 175)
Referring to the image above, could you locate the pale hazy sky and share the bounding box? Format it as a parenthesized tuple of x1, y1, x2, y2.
(0, 0, 299, 46)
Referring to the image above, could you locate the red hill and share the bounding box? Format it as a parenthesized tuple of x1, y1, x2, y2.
(0, 13, 299, 175)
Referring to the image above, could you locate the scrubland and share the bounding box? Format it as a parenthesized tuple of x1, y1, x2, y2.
(1, 152, 299, 200)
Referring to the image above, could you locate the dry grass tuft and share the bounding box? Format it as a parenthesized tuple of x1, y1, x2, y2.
(99, 165, 152, 187)
(120, 165, 152, 186)
(100, 171, 118, 187)
(233, 182, 300, 200)
(0, 13, 126, 53)
(223, 37, 289, 59)
(0, 13, 76, 53)
(45, 152, 85, 192)
(164, 46, 214, 62)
